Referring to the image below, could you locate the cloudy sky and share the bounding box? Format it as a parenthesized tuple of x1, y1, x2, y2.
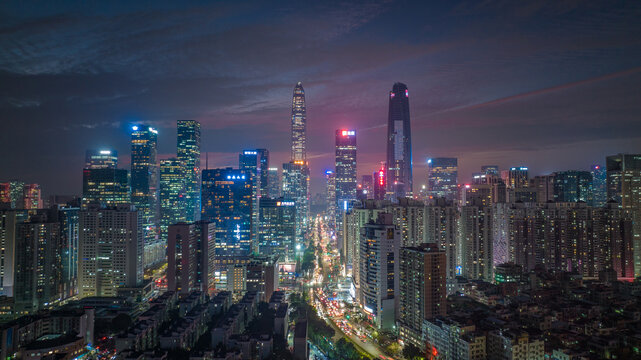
(1, 0, 641, 196)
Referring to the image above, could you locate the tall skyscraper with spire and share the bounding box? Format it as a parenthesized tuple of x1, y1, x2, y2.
(177, 120, 201, 221)
(386, 82, 413, 200)
(291, 82, 306, 162)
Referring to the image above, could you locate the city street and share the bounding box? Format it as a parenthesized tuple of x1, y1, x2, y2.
(308, 217, 395, 360)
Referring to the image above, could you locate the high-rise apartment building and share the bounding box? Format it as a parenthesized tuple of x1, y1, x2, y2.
(459, 206, 493, 281)
(291, 82, 306, 162)
(591, 164, 607, 207)
(398, 244, 447, 347)
(530, 175, 555, 204)
(386, 83, 413, 199)
(130, 125, 160, 267)
(201, 168, 253, 255)
(159, 158, 187, 242)
(427, 158, 458, 202)
(177, 120, 201, 221)
(13, 213, 62, 315)
(553, 170, 593, 203)
(358, 213, 400, 330)
(59, 206, 79, 298)
(167, 221, 215, 295)
(78, 204, 143, 298)
(22, 184, 41, 209)
(425, 204, 459, 293)
(258, 197, 296, 259)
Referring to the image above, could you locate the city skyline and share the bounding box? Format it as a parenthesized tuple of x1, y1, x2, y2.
(2, 1, 641, 197)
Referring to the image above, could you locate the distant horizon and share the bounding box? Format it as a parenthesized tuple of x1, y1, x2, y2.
(2, 1, 641, 197)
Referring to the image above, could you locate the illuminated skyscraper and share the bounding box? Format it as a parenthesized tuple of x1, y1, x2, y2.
(505, 167, 529, 188)
(258, 197, 296, 259)
(291, 82, 306, 162)
(130, 125, 160, 267)
(239, 149, 268, 244)
(85, 149, 118, 169)
(591, 164, 607, 207)
(160, 158, 187, 242)
(201, 168, 253, 255)
(177, 120, 201, 221)
(282, 161, 309, 245)
(374, 166, 386, 201)
(82, 150, 129, 208)
(481, 165, 500, 176)
(553, 170, 593, 203)
(267, 168, 280, 198)
(427, 158, 458, 201)
(325, 170, 336, 232)
(386, 82, 413, 199)
(335, 129, 357, 229)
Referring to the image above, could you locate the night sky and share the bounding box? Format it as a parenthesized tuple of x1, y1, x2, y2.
(1, 0, 641, 196)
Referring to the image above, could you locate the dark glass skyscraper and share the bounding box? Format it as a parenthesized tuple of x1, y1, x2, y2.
(201, 168, 253, 256)
(591, 164, 607, 207)
(82, 148, 129, 207)
(553, 170, 593, 203)
(386, 82, 413, 199)
(291, 82, 306, 162)
(335, 129, 357, 230)
(130, 125, 160, 267)
(239, 149, 268, 247)
(160, 158, 187, 242)
(85, 149, 118, 169)
(177, 120, 201, 221)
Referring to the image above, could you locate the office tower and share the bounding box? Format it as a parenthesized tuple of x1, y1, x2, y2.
(606, 154, 641, 208)
(85, 149, 118, 169)
(335, 129, 357, 233)
(553, 170, 593, 203)
(386, 82, 413, 199)
(258, 198, 296, 259)
(481, 165, 499, 176)
(239, 149, 267, 246)
(425, 204, 459, 293)
(59, 206, 79, 298)
(82, 167, 129, 207)
(167, 221, 215, 295)
(202, 168, 253, 255)
(282, 161, 309, 247)
(291, 82, 307, 162)
(267, 168, 280, 198)
(591, 164, 607, 207)
(325, 170, 336, 232)
(177, 120, 201, 221)
(14, 213, 62, 315)
(373, 166, 386, 200)
(606, 154, 641, 276)
(130, 125, 160, 267)
(459, 205, 493, 281)
(427, 158, 458, 201)
(358, 213, 400, 330)
(22, 184, 41, 209)
(389, 198, 425, 247)
(505, 167, 529, 188)
(78, 204, 143, 298)
(530, 175, 555, 203)
(398, 244, 446, 347)
(159, 158, 187, 242)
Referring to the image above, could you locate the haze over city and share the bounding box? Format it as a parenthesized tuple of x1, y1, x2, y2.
(2, 1, 641, 195)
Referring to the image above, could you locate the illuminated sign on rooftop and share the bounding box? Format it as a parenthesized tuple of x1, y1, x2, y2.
(99, 150, 112, 155)
(243, 151, 257, 155)
(341, 130, 355, 136)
